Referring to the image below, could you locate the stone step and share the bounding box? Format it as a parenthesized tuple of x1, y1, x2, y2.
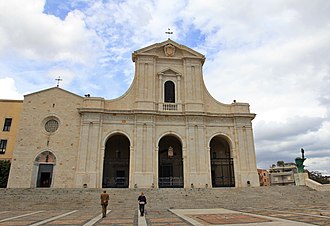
(0, 186, 329, 211)
(1, 186, 329, 226)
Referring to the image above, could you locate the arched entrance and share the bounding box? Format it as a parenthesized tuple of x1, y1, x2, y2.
(210, 136, 235, 187)
(35, 151, 56, 188)
(102, 134, 130, 188)
(158, 135, 183, 188)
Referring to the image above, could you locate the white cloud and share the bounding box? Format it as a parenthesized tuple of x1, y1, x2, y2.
(0, 0, 104, 64)
(0, 77, 24, 99)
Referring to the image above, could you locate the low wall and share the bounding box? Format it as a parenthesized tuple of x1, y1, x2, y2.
(305, 178, 330, 191)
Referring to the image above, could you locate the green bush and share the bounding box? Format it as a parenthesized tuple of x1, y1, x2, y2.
(0, 160, 11, 188)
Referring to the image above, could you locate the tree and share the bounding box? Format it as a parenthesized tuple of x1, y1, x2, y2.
(308, 171, 330, 184)
(0, 160, 11, 188)
(277, 161, 285, 167)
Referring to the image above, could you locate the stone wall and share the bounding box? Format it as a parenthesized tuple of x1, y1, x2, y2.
(8, 88, 83, 188)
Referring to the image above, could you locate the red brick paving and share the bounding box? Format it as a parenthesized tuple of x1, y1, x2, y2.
(190, 213, 272, 224)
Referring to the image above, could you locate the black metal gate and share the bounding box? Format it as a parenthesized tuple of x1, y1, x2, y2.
(211, 158, 235, 187)
(159, 158, 183, 188)
(103, 158, 129, 188)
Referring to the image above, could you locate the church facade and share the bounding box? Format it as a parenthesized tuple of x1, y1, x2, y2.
(8, 39, 259, 189)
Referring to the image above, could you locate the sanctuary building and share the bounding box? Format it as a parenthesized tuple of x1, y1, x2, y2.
(8, 39, 259, 189)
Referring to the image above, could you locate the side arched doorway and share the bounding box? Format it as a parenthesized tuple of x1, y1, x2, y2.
(102, 134, 130, 188)
(35, 151, 56, 188)
(210, 136, 235, 187)
(158, 135, 183, 188)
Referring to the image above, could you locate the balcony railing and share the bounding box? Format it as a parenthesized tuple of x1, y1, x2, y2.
(163, 103, 177, 111)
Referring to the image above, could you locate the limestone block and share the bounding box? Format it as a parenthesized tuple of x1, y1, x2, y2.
(294, 173, 308, 186)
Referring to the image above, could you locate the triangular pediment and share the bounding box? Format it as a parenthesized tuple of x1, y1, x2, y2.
(25, 87, 82, 99)
(158, 68, 181, 76)
(132, 39, 205, 64)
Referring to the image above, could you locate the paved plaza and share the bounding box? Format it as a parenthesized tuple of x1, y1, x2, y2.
(0, 186, 329, 225)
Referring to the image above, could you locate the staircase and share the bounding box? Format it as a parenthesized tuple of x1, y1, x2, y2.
(0, 186, 329, 211)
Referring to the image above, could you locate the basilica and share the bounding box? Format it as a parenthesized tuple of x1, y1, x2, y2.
(8, 39, 259, 189)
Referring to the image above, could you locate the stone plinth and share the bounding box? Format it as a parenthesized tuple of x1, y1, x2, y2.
(294, 173, 308, 186)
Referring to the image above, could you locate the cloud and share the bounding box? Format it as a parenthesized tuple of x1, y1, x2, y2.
(0, 77, 24, 99)
(0, 0, 109, 98)
(255, 116, 324, 141)
(0, 0, 104, 64)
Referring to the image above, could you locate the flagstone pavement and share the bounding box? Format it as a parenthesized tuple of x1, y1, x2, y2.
(0, 186, 329, 225)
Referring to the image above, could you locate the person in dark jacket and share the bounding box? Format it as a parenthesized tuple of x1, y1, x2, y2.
(100, 190, 109, 217)
(138, 192, 147, 216)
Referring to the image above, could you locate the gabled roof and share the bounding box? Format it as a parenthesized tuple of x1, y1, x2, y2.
(24, 87, 83, 99)
(132, 39, 205, 64)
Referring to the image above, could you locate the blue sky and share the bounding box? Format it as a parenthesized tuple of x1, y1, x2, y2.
(0, 0, 329, 175)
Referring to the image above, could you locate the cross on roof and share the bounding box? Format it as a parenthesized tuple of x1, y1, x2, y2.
(55, 76, 62, 87)
(165, 28, 173, 38)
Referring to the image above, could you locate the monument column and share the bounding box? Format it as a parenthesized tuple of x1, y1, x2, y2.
(294, 148, 308, 186)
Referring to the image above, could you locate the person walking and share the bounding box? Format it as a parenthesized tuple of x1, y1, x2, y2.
(138, 192, 147, 216)
(100, 190, 110, 217)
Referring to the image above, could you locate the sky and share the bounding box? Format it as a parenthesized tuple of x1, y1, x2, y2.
(0, 0, 329, 175)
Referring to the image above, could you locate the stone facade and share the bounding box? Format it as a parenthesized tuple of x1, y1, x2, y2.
(8, 89, 83, 188)
(8, 39, 259, 188)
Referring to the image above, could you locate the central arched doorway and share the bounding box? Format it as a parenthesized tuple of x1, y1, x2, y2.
(210, 136, 235, 187)
(35, 151, 56, 188)
(158, 135, 183, 188)
(102, 134, 130, 188)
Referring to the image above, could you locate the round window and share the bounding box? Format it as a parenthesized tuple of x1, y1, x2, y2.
(45, 119, 59, 133)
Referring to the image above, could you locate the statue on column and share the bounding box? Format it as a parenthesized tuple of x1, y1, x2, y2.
(295, 148, 306, 173)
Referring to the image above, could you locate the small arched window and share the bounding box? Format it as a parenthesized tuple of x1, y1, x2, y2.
(164, 81, 175, 103)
